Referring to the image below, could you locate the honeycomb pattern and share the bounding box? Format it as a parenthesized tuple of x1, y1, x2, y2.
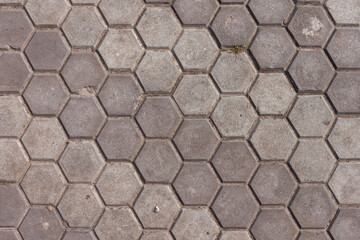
(0, 1, 359, 239)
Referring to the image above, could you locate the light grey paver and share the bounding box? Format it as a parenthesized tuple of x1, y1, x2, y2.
(21, 163, 66, 205)
(172, 208, 219, 240)
(326, 0, 360, 24)
(211, 6, 256, 46)
(173, 0, 218, 25)
(288, 95, 333, 137)
(99, 0, 144, 26)
(174, 119, 219, 161)
(250, 164, 297, 204)
(25, 0, 70, 26)
(141, 231, 173, 240)
(19, 208, 64, 240)
(96, 163, 142, 206)
(173, 74, 219, 115)
(220, 231, 252, 240)
(249, 73, 296, 115)
(63, 231, 97, 240)
(212, 185, 258, 228)
(58, 185, 104, 228)
(0, 185, 28, 227)
(211, 96, 257, 137)
(329, 162, 360, 204)
(248, 0, 293, 24)
(330, 208, 360, 240)
(173, 163, 220, 205)
(134, 185, 181, 229)
(290, 185, 337, 228)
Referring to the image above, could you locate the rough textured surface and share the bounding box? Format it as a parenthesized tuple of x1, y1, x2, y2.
(25, 0, 70, 26)
(326, 0, 360, 24)
(0, 185, 28, 227)
(248, 0, 293, 24)
(330, 208, 360, 240)
(99, 0, 143, 26)
(173, 0, 218, 25)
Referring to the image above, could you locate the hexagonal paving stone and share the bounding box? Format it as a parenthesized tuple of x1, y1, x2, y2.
(63, 231, 97, 240)
(0, 0, 23, 4)
(61, 53, 107, 93)
(25, 31, 70, 71)
(134, 185, 181, 229)
(98, 29, 143, 70)
(174, 119, 219, 160)
(135, 140, 181, 183)
(290, 185, 337, 228)
(174, 75, 219, 115)
(95, 207, 141, 240)
(0, 185, 28, 227)
(0, 140, 28, 183)
(251, 209, 298, 240)
(19, 208, 64, 240)
(0, 9, 32, 49)
(71, 0, 99, 4)
(212, 141, 257, 183)
(250, 118, 297, 160)
(328, 118, 360, 159)
(59, 141, 105, 183)
(250, 27, 296, 69)
(330, 208, 360, 240)
(25, 0, 70, 26)
(136, 97, 181, 138)
(250, 164, 296, 205)
(22, 118, 67, 160)
(327, 72, 360, 113)
(299, 231, 330, 240)
(289, 95, 333, 137)
(0, 229, 21, 240)
(136, 7, 181, 48)
(327, 29, 360, 68)
(0, 96, 30, 137)
(96, 163, 142, 206)
(248, 0, 293, 24)
(60, 97, 105, 138)
(329, 162, 360, 204)
(173, 0, 218, 25)
(23, 74, 68, 115)
(211, 96, 257, 137)
(58, 185, 104, 228)
(0, 52, 31, 93)
(290, 140, 336, 183)
(249, 73, 296, 115)
(326, 0, 360, 24)
(21, 163, 66, 205)
(99, 74, 142, 116)
(211, 52, 256, 94)
(288, 49, 334, 92)
(211, 6, 256, 46)
(289, 6, 334, 47)
(136, 51, 181, 93)
(220, 231, 252, 240)
(62, 7, 106, 48)
(173, 163, 219, 205)
(141, 231, 173, 240)
(97, 118, 143, 160)
(212, 185, 258, 228)
(174, 29, 218, 71)
(99, 0, 144, 26)
(172, 209, 219, 240)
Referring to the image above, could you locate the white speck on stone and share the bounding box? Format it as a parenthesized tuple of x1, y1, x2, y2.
(302, 17, 323, 38)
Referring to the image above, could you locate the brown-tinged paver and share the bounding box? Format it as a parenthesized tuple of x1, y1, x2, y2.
(220, 231, 252, 240)
(329, 208, 360, 240)
(0, 185, 28, 227)
(0, 230, 22, 240)
(299, 231, 330, 240)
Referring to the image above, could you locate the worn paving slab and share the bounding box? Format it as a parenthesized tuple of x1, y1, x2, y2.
(0, 0, 359, 239)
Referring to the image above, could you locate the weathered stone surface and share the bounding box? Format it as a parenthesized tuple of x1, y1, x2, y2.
(211, 96, 257, 137)
(299, 231, 330, 240)
(330, 208, 360, 240)
(248, 0, 293, 24)
(141, 231, 173, 240)
(174, 119, 219, 161)
(99, 0, 144, 26)
(96, 163, 142, 206)
(21, 163, 66, 205)
(328, 118, 360, 159)
(25, 0, 70, 26)
(174, 74, 219, 115)
(211, 6, 256, 46)
(212, 141, 257, 182)
(63, 231, 97, 240)
(220, 231, 252, 240)
(172, 209, 219, 240)
(250, 164, 296, 204)
(134, 185, 180, 229)
(173, 163, 219, 205)
(250, 118, 296, 160)
(326, 0, 360, 24)
(249, 73, 295, 115)
(173, 0, 218, 25)
(290, 185, 337, 228)
(0, 230, 21, 240)
(0, 185, 28, 227)
(329, 162, 360, 204)
(212, 185, 258, 228)
(289, 95, 333, 137)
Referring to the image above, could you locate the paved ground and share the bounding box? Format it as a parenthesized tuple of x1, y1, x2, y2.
(0, 0, 359, 239)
